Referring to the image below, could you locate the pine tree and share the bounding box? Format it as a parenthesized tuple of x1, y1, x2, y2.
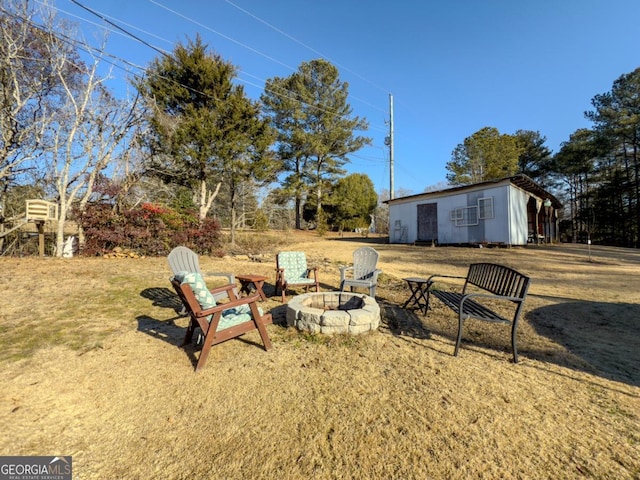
(262, 59, 371, 228)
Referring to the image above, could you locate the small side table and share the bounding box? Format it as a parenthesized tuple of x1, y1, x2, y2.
(236, 274, 268, 302)
(402, 277, 431, 315)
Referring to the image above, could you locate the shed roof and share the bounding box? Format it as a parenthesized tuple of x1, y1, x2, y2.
(385, 174, 562, 209)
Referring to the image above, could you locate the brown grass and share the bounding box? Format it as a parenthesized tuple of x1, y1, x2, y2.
(1, 231, 639, 479)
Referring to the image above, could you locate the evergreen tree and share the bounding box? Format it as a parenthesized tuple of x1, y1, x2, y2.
(329, 173, 378, 232)
(586, 67, 640, 247)
(136, 35, 275, 236)
(262, 59, 371, 227)
(446, 127, 522, 185)
(514, 129, 553, 185)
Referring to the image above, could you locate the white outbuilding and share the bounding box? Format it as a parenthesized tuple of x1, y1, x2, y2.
(386, 174, 562, 246)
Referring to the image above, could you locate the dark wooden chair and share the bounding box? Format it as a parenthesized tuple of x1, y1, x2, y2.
(171, 274, 272, 372)
(275, 251, 319, 303)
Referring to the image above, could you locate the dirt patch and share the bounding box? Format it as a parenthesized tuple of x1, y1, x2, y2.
(1, 232, 639, 479)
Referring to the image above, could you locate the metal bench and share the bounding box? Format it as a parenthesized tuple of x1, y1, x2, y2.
(425, 263, 530, 363)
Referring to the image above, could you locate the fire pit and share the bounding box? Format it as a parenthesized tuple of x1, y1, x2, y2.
(286, 292, 380, 335)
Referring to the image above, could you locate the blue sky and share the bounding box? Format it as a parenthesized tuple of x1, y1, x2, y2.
(55, 0, 640, 196)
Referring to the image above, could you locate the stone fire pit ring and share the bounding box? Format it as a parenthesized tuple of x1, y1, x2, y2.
(286, 291, 380, 335)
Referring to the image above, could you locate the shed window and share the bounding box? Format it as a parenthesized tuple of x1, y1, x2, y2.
(478, 197, 494, 219)
(452, 206, 478, 226)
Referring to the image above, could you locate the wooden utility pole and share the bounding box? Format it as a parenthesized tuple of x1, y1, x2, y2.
(389, 94, 395, 200)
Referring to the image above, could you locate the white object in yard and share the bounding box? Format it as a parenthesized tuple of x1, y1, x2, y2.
(62, 236, 75, 258)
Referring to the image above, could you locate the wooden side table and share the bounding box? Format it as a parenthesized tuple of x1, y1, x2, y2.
(402, 277, 431, 315)
(236, 274, 268, 302)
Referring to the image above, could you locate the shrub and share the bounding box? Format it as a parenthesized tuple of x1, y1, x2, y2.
(79, 203, 221, 256)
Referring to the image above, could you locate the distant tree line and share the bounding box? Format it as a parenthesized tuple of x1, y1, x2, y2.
(3, 0, 639, 254)
(0, 0, 376, 256)
(445, 67, 640, 247)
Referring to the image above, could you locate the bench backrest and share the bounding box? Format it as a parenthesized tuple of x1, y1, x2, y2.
(464, 263, 530, 300)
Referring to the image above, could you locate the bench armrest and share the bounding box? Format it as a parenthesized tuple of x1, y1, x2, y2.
(207, 283, 239, 300)
(459, 292, 525, 308)
(339, 265, 354, 282)
(195, 293, 261, 318)
(426, 273, 466, 284)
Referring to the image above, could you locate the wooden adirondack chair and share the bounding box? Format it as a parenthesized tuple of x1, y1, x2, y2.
(275, 251, 320, 302)
(340, 246, 382, 297)
(171, 271, 272, 372)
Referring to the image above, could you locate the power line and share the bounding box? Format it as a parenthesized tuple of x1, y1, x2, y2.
(47, 2, 343, 120)
(223, 0, 390, 97)
(39, 0, 174, 48)
(148, 0, 295, 72)
(61, 0, 385, 130)
(69, 0, 170, 59)
(61, 0, 389, 128)
(148, 0, 388, 116)
(2, 7, 143, 81)
(26, 0, 395, 162)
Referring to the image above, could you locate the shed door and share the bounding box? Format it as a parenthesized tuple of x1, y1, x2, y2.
(417, 203, 438, 242)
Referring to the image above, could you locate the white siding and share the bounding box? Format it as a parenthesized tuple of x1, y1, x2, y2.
(389, 201, 416, 243)
(388, 176, 553, 246)
(482, 185, 509, 243)
(389, 182, 517, 244)
(436, 194, 469, 244)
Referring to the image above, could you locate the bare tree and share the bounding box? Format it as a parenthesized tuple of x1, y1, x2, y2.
(0, 0, 60, 239)
(44, 32, 139, 256)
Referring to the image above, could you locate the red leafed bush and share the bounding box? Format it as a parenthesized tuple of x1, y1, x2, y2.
(79, 203, 221, 256)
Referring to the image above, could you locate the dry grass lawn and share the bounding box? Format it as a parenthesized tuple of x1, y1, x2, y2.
(1, 231, 639, 479)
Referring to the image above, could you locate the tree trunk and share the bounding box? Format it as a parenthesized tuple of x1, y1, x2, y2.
(633, 139, 640, 247)
(55, 200, 67, 258)
(230, 181, 237, 246)
(295, 195, 302, 229)
(199, 180, 208, 225)
(198, 180, 221, 226)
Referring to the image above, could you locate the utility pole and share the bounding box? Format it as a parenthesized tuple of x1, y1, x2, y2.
(387, 93, 395, 200)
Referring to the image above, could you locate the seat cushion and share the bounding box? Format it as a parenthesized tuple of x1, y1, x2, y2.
(219, 304, 264, 330)
(174, 271, 263, 331)
(287, 277, 317, 285)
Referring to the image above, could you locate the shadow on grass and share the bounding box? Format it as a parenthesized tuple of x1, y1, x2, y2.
(378, 299, 431, 340)
(140, 285, 639, 388)
(138, 287, 186, 346)
(140, 287, 184, 311)
(137, 287, 273, 369)
(384, 287, 640, 389)
(525, 300, 640, 387)
(136, 314, 184, 346)
(328, 235, 388, 245)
